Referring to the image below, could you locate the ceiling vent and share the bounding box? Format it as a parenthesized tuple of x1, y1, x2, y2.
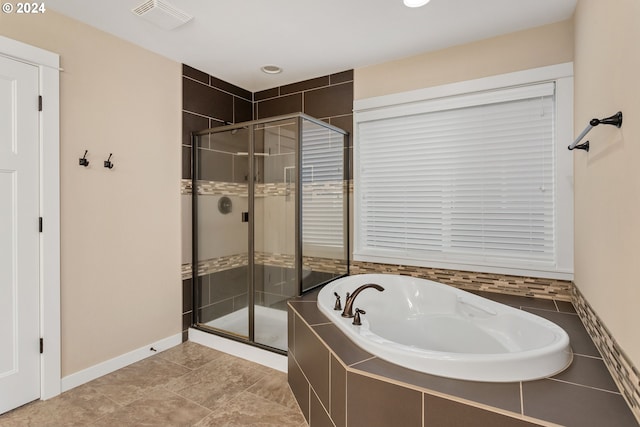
(132, 0, 193, 30)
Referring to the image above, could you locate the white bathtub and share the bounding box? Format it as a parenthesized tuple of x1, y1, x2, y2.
(317, 274, 572, 382)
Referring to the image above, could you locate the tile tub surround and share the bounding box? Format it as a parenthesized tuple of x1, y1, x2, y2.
(288, 290, 638, 427)
(351, 260, 573, 302)
(573, 285, 640, 423)
(0, 342, 305, 426)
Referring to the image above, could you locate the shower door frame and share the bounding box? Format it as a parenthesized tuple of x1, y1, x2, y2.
(190, 113, 349, 354)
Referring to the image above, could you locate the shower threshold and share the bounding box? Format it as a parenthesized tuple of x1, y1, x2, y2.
(204, 305, 288, 351)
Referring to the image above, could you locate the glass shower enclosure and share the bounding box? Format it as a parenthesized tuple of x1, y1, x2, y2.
(191, 113, 348, 353)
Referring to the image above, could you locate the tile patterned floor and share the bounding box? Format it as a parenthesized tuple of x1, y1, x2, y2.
(0, 342, 307, 427)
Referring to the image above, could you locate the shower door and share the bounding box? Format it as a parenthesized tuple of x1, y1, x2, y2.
(252, 118, 299, 350)
(193, 120, 297, 352)
(194, 126, 251, 341)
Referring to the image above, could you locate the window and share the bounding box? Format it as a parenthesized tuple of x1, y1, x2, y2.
(354, 65, 573, 279)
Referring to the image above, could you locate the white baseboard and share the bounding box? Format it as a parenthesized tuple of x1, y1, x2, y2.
(188, 328, 287, 373)
(60, 333, 183, 393)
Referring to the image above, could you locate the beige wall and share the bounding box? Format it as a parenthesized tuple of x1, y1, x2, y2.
(573, 0, 640, 368)
(353, 4, 640, 371)
(0, 11, 182, 376)
(355, 19, 574, 99)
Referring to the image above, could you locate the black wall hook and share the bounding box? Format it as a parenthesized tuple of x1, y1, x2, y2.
(570, 141, 590, 152)
(79, 150, 89, 167)
(104, 153, 114, 169)
(593, 111, 623, 128)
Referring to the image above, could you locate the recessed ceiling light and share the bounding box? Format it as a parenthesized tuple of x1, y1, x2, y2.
(261, 65, 282, 74)
(403, 0, 431, 7)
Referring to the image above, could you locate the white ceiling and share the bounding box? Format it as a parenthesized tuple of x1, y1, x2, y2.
(46, 0, 577, 93)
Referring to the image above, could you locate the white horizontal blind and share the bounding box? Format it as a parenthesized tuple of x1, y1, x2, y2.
(357, 83, 557, 270)
(301, 120, 344, 248)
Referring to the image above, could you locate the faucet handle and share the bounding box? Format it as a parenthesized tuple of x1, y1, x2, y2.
(333, 292, 342, 311)
(352, 308, 366, 326)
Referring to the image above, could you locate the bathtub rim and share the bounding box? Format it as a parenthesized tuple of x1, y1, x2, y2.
(317, 273, 573, 382)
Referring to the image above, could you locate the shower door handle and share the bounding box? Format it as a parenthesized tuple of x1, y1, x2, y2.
(242, 212, 249, 222)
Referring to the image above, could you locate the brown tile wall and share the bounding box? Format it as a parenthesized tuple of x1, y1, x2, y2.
(182, 64, 252, 340)
(182, 66, 354, 339)
(288, 290, 639, 427)
(255, 70, 354, 179)
(182, 64, 253, 181)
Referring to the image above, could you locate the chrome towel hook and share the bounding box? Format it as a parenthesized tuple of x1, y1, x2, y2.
(568, 111, 623, 152)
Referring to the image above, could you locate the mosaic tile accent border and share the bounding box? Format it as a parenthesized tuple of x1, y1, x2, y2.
(350, 261, 572, 301)
(303, 256, 348, 274)
(182, 252, 347, 280)
(181, 179, 348, 197)
(180, 179, 191, 195)
(254, 252, 294, 269)
(255, 252, 347, 274)
(182, 253, 249, 280)
(181, 262, 192, 279)
(181, 180, 249, 196)
(184, 255, 572, 300)
(572, 286, 640, 424)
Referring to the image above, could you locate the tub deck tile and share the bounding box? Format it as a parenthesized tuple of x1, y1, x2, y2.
(288, 288, 639, 427)
(551, 354, 619, 392)
(555, 300, 577, 314)
(347, 371, 423, 427)
(522, 379, 638, 427)
(294, 315, 330, 409)
(313, 323, 374, 366)
(352, 357, 522, 414)
(424, 394, 538, 427)
(289, 300, 331, 325)
(330, 355, 347, 427)
(523, 308, 600, 358)
(288, 355, 310, 422)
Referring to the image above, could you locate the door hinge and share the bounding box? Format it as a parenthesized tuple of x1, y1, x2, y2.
(40, 338, 43, 354)
(38, 95, 43, 111)
(39, 217, 43, 232)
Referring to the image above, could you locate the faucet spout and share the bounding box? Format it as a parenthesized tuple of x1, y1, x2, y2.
(341, 283, 384, 318)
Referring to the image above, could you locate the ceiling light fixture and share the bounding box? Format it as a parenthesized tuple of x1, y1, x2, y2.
(261, 65, 282, 74)
(403, 0, 431, 7)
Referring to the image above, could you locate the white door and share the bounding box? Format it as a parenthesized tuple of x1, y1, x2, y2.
(0, 55, 41, 414)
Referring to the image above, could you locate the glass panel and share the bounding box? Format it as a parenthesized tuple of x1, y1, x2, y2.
(195, 127, 250, 339)
(192, 114, 349, 353)
(301, 118, 348, 292)
(253, 118, 298, 351)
